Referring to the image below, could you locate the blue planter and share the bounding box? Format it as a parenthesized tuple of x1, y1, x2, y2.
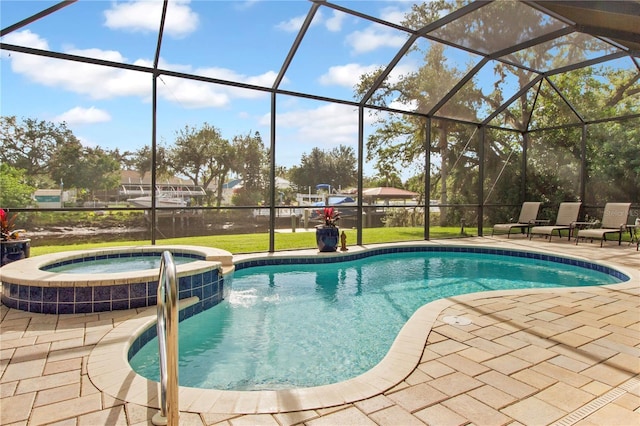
(1, 239, 31, 266)
(316, 226, 339, 252)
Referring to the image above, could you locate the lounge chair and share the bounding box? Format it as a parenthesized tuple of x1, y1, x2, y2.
(492, 202, 541, 238)
(529, 202, 582, 241)
(576, 203, 631, 246)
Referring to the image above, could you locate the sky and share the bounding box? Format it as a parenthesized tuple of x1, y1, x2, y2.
(1, 0, 634, 182)
(1, 0, 428, 179)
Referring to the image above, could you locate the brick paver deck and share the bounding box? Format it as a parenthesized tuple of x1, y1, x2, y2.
(1, 237, 638, 425)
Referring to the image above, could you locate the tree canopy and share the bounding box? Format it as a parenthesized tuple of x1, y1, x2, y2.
(0, 164, 35, 208)
(288, 145, 357, 194)
(354, 0, 639, 225)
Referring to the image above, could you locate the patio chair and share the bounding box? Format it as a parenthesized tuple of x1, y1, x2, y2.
(492, 202, 541, 238)
(576, 203, 631, 247)
(529, 202, 582, 242)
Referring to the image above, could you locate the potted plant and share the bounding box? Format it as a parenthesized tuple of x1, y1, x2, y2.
(315, 207, 340, 252)
(1, 208, 30, 266)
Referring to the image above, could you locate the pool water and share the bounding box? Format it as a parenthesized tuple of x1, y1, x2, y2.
(46, 254, 195, 274)
(129, 251, 622, 391)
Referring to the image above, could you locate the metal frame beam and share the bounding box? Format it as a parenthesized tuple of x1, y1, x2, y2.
(0, 1, 77, 37)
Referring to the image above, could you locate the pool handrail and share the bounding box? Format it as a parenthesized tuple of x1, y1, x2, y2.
(152, 251, 179, 426)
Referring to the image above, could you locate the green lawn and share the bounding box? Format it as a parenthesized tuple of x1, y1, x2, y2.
(30, 226, 470, 256)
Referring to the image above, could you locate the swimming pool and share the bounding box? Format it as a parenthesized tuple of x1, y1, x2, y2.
(129, 248, 626, 391)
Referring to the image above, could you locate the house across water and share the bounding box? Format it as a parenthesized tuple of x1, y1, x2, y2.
(33, 189, 70, 208)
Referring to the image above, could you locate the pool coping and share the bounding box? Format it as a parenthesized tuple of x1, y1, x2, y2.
(86, 241, 640, 415)
(0, 245, 234, 287)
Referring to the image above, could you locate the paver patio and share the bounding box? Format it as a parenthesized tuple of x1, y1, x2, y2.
(1, 237, 638, 425)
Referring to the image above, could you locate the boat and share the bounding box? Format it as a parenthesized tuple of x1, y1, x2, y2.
(127, 194, 187, 208)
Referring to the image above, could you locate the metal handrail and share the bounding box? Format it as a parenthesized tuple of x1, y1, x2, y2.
(152, 251, 179, 426)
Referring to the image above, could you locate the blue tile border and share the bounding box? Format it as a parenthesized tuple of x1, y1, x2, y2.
(1, 266, 224, 315)
(233, 246, 630, 281)
(41, 252, 206, 271)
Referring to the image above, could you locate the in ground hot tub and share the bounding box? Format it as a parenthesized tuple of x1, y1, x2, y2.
(0, 245, 233, 314)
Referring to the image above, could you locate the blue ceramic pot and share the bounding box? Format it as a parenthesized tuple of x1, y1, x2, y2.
(316, 226, 339, 252)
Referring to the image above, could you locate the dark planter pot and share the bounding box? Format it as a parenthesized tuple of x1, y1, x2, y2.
(316, 226, 339, 252)
(1, 239, 31, 266)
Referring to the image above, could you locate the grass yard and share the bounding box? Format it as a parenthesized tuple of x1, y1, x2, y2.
(29, 226, 471, 256)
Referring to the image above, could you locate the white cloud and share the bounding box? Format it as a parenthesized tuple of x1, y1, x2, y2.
(156, 67, 276, 108)
(158, 76, 230, 108)
(67, 47, 128, 62)
(233, 0, 261, 11)
(2, 30, 277, 108)
(54, 106, 111, 124)
(5, 44, 150, 100)
(379, 6, 410, 26)
(385, 62, 419, 85)
(276, 9, 347, 34)
(319, 63, 380, 88)
(103, 0, 198, 38)
(325, 10, 346, 32)
(346, 26, 407, 54)
(276, 13, 310, 33)
(261, 103, 374, 148)
(0, 29, 48, 51)
(195, 67, 277, 92)
(388, 98, 418, 112)
(318, 61, 417, 93)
